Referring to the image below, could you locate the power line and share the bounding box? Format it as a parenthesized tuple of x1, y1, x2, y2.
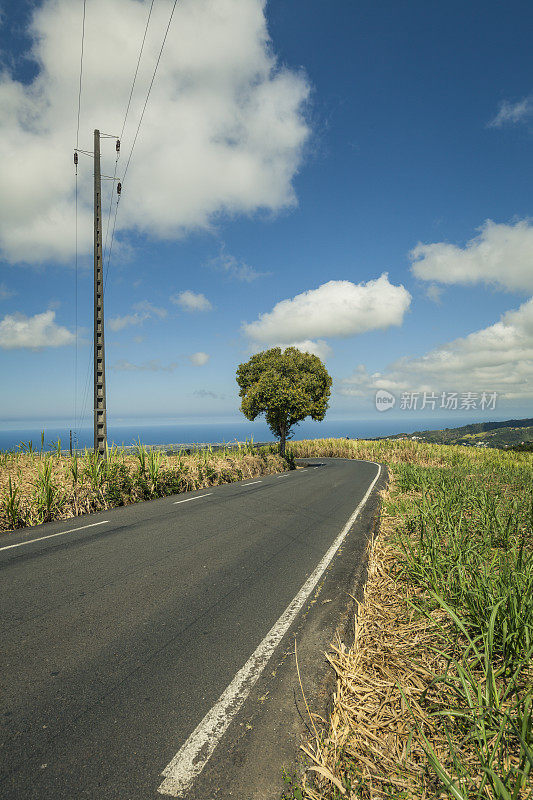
(122, 0, 180, 183)
(75, 0, 86, 150)
(74, 0, 87, 434)
(78, 353, 93, 440)
(104, 193, 121, 292)
(101, 0, 155, 295)
(103, 150, 120, 268)
(120, 0, 155, 141)
(102, 0, 179, 295)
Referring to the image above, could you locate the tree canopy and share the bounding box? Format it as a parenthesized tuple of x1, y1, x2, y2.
(236, 347, 332, 456)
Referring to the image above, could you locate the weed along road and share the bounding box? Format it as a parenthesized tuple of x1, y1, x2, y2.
(0, 458, 383, 800)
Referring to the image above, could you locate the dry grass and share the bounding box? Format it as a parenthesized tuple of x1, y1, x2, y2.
(298, 483, 456, 799)
(0, 445, 287, 532)
(286, 440, 532, 800)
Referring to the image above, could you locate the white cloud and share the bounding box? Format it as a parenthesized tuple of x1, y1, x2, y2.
(243, 274, 411, 344)
(108, 312, 148, 331)
(346, 220, 533, 407)
(488, 96, 533, 127)
(283, 340, 332, 360)
(0, 0, 310, 265)
(110, 358, 177, 371)
(209, 247, 269, 282)
(189, 351, 210, 366)
(0, 283, 15, 300)
(173, 290, 212, 312)
(0, 310, 75, 349)
(109, 299, 167, 330)
(133, 300, 167, 319)
(340, 297, 533, 401)
(410, 220, 533, 293)
(426, 284, 443, 304)
(249, 339, 332, 361)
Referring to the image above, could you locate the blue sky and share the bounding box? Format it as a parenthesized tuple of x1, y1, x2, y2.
(0, 0, 532, 433)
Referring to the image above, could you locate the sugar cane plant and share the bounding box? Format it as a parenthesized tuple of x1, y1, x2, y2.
(1, 439, 288, 531)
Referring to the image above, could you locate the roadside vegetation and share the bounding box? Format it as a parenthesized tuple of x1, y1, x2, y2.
(0, 439, 288, 532)
(287, 438, 532, 800)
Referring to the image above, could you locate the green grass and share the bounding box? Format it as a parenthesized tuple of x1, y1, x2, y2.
(0, 439, 289, 532)
(390, 460, 532, 799)
(288, 438, 532, 799)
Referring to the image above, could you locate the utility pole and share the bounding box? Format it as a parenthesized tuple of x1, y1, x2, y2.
(93, 129, 107, 457)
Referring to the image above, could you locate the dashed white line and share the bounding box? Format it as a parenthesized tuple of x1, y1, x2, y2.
(276, 474, 289, 479)
(173, 494, 212, 505)
(0, 520, 110, 551)
(242, 481, 261, 486)
(157, 461, 382, 797)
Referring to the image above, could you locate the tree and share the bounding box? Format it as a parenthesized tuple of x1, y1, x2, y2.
(236, 347, 332, 457)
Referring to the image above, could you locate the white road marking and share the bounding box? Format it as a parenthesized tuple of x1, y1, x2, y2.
(173, 494, 212, 505)
(276, 474, 289, 479)
(242, 481, 261, 486)
(158, 461, 382, 797)
(0, 520, 109, 551)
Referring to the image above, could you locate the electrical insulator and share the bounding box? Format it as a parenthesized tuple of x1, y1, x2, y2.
(116, 139, 120, 153)
(74, 151, 78, 166)
(117, 182, 122, 195)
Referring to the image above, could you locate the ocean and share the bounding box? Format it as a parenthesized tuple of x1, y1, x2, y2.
(0, 416, 474, 453)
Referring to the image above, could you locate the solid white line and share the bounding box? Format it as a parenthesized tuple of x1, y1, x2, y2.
(173, 494, 212, 505)
(0, 520, 110, 551)
(158, 461, 382, 797)
(242, 481, 261, 486)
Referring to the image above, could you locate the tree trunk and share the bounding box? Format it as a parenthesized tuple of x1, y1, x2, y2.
(279, 420, 287, 459)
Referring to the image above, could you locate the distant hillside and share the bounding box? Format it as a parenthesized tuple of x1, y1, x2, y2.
(383, 418, 533, 449)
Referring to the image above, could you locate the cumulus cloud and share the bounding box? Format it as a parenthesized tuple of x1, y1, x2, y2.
(189, 351, 210, 366)
(283, 339, 332, 360)
(0, 0, 310, 265)
(0, 283, 15, 300)
(108, 312, 147, 331)
(410, 219, 533, 293)
(108, 300, 167, 330)
(109, 358, 177, 371)
(243, 275, 411, 345)
(250, 338, 332, 361)
(173, 290, 212, 312)
(209, 247, 269, 282)
(488, 96, 533, 127)
(0, 310, 75, 349)
(340, 297, 533, 401)
(343, 221, 533, 406)
(133, 300, 167, 319)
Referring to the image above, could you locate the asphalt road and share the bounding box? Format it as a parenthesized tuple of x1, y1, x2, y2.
(0, 458, 381, 800)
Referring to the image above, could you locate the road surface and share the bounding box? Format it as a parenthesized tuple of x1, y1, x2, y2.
(0, 458, 382, 799)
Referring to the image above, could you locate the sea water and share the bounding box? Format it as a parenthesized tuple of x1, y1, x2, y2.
(0, 416, 474, 452)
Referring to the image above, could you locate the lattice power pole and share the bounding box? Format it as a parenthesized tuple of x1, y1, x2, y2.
(93, 129, 107, 457)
